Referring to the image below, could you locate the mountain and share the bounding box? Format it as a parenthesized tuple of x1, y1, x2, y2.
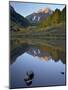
(26, 8, 53, 24)
(38, 6, 66, 28)
(10, 5, 30, 31)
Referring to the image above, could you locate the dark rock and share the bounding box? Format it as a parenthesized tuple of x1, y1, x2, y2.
(24, 71, 34, 86)
(24, 75, 30, 81)
(25, 80, 32, 86)
(26, 71, 34, 79)
(24, 75, 32, 86)
(61, 72, 64, 75)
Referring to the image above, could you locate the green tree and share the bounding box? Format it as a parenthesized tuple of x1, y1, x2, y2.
(51, 9, 61, 25)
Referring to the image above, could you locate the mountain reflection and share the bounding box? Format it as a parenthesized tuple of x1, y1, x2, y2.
(27, 47, 51, 61)
(10, 43, 66, 64)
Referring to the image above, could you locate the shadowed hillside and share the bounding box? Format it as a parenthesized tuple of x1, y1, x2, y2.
(10, 5, 31, 32)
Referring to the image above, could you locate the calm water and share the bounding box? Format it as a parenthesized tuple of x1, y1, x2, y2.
(10, 47, 66, 89)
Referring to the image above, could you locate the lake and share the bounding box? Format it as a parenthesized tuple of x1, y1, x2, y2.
(9, 46, 66, 89)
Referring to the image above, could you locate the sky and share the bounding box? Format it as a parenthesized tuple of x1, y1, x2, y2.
(10, 1, 65, 17)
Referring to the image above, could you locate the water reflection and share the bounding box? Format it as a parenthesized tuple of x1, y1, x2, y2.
(27, 47, 52, 62)
(10, 52, 65, 89)
(26, 46, 65, 64)
(10, 44, 66, 64)
(10, 43, 29, 64)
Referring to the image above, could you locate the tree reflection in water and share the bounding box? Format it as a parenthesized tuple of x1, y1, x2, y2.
(10, 43, 66, 65)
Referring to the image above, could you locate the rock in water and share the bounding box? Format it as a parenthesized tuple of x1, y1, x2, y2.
(26, 71, 34, 79)
(61, 72, 64, 75)
(24, 71, 34, 86)
(25, 80, 32, 86)
(24, 75, 30, 81)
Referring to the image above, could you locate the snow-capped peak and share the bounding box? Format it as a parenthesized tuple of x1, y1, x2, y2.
(37, 8, 52, 14)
